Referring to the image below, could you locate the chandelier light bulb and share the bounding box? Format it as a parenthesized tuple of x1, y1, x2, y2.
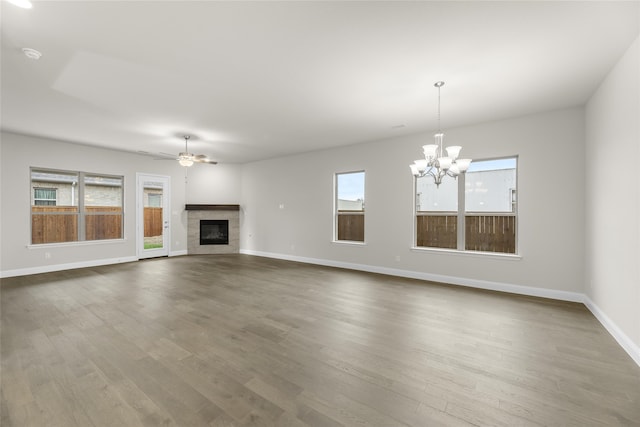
(437, 157, 452, 171)
(446, 146, 462, 160)
(422, 144, 438, 159)
(414, 159, 428, 173)
(456, 159, 472, 173)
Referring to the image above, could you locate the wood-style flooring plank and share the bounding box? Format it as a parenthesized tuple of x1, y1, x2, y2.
(2, 254, 640, 426)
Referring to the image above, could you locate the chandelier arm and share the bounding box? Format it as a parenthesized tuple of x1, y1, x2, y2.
(425, 167, 438, 179)
(433, 172, 444, 187)
(423, 168, 444, 182)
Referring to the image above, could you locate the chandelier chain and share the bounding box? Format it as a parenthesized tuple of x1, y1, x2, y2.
(437, 84, 441, 134)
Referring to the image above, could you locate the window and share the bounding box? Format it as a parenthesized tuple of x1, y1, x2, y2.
(335, 171, 365, 242)
(33, 188, 57, 206)
(84, 174, 124, 241)
(415, 157, 517, 254)
(31, 168, 124, 244)
(464, 158, 517, 253)
(415, 172, 458, 249)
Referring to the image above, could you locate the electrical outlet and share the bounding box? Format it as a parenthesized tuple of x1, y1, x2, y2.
(45, 252, 51, 259)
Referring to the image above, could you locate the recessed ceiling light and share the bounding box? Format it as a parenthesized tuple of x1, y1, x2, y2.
(7, 0, 32, 9)
(22, 48, 42, 60)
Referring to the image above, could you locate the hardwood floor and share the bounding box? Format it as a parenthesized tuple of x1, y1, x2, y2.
(2, 254, 639, 426)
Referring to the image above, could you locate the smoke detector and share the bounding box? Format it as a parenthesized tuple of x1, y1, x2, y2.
(22, 48, 42, 60)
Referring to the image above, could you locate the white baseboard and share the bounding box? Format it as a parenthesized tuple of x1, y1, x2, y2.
(241, 249, 640, 368)
(583, 296, 640, 367)
(1, 250, 189, 278)
(239, 249, 583, 302)
(0, 256, 139, 279)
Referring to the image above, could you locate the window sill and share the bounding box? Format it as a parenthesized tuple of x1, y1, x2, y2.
(332, 240, 366, 246)
(27, 239, 127, 249)
(410, 246, 521, 260)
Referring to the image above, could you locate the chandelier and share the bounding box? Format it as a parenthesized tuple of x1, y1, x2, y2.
(410, 81, 471, 187)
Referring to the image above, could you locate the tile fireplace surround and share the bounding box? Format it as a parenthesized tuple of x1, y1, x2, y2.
(186, 204, 240, 255)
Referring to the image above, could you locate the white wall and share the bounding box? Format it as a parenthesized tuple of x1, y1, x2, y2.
(585, 36, 640, 354)
(184, 161, 242, 205)
(0, 132, 241, 276)
(241, 107, 585, 295)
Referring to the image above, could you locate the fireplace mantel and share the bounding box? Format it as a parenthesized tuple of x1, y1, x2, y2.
(185, 204, 240, 211)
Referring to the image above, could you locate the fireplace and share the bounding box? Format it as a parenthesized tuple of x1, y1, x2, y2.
(200, 220, 229, 245)
(186, 204, 239, 254)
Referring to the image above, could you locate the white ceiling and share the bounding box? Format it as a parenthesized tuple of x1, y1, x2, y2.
(2, 1, 638, 163)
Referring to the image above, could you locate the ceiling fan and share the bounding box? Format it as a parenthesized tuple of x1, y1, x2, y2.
(170, 135, 217, 167)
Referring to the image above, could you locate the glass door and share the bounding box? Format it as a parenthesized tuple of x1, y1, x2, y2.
(137, 174, 170, 259)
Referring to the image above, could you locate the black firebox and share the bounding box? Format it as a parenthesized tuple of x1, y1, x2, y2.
(200, 220, 229, 245)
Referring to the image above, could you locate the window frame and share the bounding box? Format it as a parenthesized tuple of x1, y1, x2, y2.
(413, 156, 519, 256)
(30, 167, 125, 245)
(333, 170, 366, 244)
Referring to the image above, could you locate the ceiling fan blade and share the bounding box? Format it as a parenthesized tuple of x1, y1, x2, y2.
(153, 152, 179, 160)
(194, 155, 217, 164)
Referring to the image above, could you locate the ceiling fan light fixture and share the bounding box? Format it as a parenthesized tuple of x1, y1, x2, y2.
(178, 152, 194, 167)
(178, 136, 195, 167)
(174, 135, 216, 166)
